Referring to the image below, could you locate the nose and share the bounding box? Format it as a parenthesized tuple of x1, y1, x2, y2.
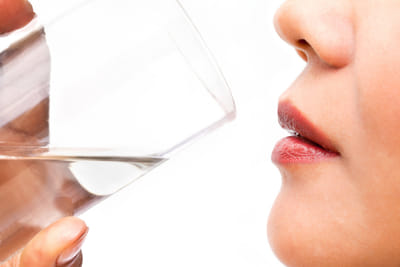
(274, 0, 355, 68)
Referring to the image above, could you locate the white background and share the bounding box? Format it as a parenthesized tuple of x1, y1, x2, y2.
(78, 0, 305, 266)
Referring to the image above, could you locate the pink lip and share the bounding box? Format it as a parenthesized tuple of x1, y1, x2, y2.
(272, 101, 339, 164)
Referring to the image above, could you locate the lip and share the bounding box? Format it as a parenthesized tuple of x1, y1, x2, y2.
(272, 101, 339, 164)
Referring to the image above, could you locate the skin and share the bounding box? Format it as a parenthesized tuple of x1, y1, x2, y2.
(0, 1, 88, 266)
(0, 0, 35, 34)
(268, 0, 400, 266)
(9, 0, 400, 266)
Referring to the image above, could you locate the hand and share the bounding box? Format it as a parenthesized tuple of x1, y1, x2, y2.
(0, 2, 89, 267)
(0, 0, 35, 34)
(2, 217, 88, 267)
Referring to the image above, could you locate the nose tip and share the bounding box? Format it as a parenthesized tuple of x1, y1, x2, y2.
(274, 0, 355, 68)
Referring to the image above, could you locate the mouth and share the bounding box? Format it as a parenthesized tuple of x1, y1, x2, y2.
(272, 101, 340, 164)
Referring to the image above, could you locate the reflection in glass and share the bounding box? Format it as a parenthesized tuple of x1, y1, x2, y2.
(0, 0, 235, 261)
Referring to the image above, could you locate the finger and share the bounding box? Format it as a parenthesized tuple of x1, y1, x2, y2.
(18, 217, 88, 267)
(0, 0, 35, 34)
(5, 98, 50, 141)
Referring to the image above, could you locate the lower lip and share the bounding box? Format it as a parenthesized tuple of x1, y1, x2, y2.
(272, 136, 339, 164)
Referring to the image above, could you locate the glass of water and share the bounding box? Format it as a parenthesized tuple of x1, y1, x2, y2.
(0, 0, 235, 261)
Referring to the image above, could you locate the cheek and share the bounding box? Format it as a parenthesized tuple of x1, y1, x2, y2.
(352, 41, 400, 208)
(347, 18, 400, 211)
(355, 17, 400, 157)
(357, 61, 400, 146)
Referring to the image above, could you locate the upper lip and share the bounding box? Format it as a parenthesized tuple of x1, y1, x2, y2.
(278, 100, 338, 153)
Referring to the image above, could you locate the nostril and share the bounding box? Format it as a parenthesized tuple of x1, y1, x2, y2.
(296, 39, 309, 62)
(297, 39, 309, 47)
(296, 49, 308, 62)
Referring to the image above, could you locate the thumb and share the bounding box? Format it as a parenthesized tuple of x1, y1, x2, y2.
(0, 0, 35, 34)
(15, 217, 88, 267)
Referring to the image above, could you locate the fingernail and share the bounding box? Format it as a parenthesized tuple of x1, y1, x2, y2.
(56, 227, 89, 266)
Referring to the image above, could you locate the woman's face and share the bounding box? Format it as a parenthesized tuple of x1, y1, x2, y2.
(268, 0, 400, 266)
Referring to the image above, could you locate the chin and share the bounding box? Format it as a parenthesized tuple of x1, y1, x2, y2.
(267, 197, 354, 266)
(267, 181, 400, 267)
(267, 188, 329, 267)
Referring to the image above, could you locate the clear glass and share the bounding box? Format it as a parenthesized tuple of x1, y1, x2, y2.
(0, 0, 235, 261)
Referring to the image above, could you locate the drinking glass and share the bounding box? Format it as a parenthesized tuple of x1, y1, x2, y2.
(0, 0, 235, 261)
